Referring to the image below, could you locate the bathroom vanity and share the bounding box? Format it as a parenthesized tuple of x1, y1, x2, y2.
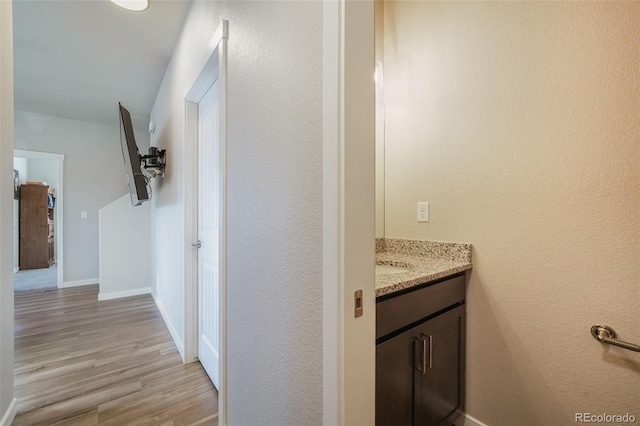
(375, 239, 472, 426)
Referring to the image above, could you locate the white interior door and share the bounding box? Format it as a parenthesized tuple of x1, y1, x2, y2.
(197, 78, 221, 389)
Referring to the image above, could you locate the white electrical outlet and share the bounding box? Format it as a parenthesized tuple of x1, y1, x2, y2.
(417, 202, 429, 222)
(81, 211, 88, 219)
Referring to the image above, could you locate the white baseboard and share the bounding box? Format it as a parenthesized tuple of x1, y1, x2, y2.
(13, 267, 18, 273)
(63, 278, 99, 288)
(98, 287, 151, 301)
(151, 291, 185, 362)
(0, 398, 17, 426)
(456, 413, 489, 426)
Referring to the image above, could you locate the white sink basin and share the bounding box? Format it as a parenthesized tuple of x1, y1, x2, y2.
(375, 264, 410, 275)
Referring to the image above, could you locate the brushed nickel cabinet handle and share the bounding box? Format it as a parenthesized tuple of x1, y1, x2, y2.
(415, 334, 432, 374)
(426, 334, 432, 369)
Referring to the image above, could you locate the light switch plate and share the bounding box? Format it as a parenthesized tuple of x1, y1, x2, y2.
(81, 211, 88, 219)
(417, 202, 429, 222)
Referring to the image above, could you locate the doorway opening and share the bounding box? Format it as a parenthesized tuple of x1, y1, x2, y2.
(13, 149, 64, 292)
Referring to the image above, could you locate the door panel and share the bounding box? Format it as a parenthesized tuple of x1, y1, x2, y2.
(198, 78, 221, 389)
(200, 259, 219, 353)
(414, 305, 465, 426)
(376, 304, 465, 426)
(376, 328, 415, 426)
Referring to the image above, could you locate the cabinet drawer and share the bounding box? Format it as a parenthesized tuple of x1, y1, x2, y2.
(376, 274, 465, 339)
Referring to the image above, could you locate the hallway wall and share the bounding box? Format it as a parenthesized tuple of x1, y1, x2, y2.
(13, 111, 149, 284)
(150, 1, 324, 423)
(99, 194, 151, 300)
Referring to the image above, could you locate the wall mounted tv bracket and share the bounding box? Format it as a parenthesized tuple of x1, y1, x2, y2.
(141, 147, 167, 178)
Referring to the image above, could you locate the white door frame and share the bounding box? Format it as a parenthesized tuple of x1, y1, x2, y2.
(322, 1, 376, 425)
(13, 149, 64, 289)
(184, 19, 228, 425)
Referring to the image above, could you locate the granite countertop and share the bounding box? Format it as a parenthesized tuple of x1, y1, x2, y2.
(375, 238, 473, 297)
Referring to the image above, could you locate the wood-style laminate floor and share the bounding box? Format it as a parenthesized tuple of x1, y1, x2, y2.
(13, 285, 218, 426)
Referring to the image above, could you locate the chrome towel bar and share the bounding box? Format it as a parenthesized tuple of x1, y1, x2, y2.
(591, 325, 640, 353)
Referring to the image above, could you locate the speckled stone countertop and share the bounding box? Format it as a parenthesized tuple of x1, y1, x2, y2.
(375, 238, 472, 297)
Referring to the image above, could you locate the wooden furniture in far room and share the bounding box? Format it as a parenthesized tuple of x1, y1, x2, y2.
(19, 184, 55, 270)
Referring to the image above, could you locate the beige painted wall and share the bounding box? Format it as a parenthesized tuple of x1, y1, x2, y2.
(375, 0, 385, 238)
(383, 2, 639, 425)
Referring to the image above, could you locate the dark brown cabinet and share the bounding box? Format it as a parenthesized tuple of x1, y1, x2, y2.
(376, 274, 466, 426)
(19, 184, 55, 270)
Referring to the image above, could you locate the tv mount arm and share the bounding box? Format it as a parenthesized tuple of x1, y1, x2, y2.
(140, 147, 166, 178)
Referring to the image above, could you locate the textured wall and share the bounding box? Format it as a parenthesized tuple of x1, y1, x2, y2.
(0, 0, 15, 419)
(14, 111, 149, 283)
(375, 0, 385, 238)
(150, 1, 323, 424)
(383, 2, 640, 425)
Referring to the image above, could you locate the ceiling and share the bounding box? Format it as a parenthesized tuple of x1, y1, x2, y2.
(13, 0, 191, 130)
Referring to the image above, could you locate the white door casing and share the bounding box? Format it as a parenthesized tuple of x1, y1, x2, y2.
(322, 1, 376, 424)
(197, 79, 221, 389)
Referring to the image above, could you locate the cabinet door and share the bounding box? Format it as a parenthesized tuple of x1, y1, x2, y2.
(376, 327, 416, 426)
(414, 305, 465, 426)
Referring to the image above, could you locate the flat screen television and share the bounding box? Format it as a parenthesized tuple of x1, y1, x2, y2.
(119, 103, 150, 206)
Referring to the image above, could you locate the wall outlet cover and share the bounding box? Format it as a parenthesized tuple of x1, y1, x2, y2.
(417, 202, 429, 222)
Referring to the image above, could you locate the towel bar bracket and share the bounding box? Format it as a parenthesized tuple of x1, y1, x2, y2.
(591, 324, 640, 353)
